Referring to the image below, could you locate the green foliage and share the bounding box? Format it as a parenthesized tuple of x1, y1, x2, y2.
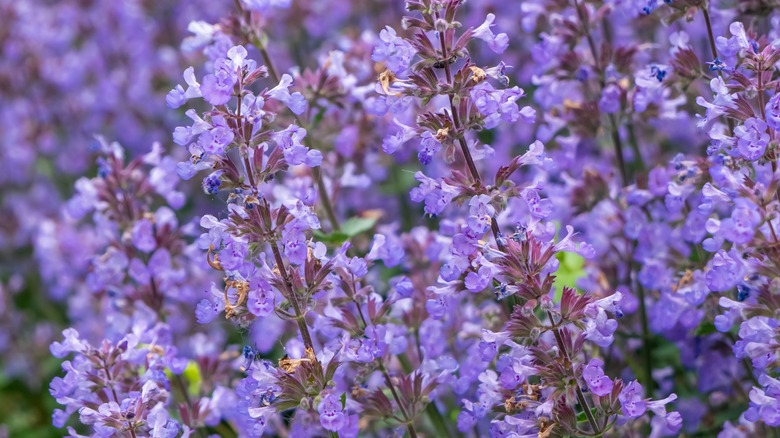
(313, 216, 378, 245)
(553, 252, 586, 301)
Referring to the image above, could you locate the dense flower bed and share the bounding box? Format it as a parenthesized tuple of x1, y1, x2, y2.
(2, 0, 780, 436)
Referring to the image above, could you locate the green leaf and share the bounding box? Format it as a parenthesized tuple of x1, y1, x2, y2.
(313, 216, 377, 245)
(576, 407, 598, 423)
(313, 230, 350, 245)
(694, 322, 717, 336)
(183, 360, 203, 395)
(341, 217, 378, 237)
(553, 252, 585, 301)
(340, 392, 347, 410)
(164, 360, 202, 396)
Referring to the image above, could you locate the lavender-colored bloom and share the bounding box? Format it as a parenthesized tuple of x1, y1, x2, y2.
(706, 250, 743, 292)
(467, 195, 495, 234)
(247, 278, 275, 317)
(241, 0, 291, 11)
(372, 26, 416, 75)
(267, 74, 307, 115)
(766, 93, 780, 130)
(619, 380, 647, 418)
(131, 219, 156, 253)
(582, 358, 613, 396)
(318, 393, 347, 432)
(417, 131, 441, 165)
(465, 265, 493, 292)
(167, 67, 201, 109)
(472, 14, 509, 54)
(735, 118, 769, 161)
(201, 58, 238, 106)
(598, 83, 621, 114)
(273, 125, 322, 167)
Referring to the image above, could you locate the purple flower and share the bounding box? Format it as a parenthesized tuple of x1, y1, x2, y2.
(471, 83, 534, 128)
(367, 233, 404, 267)
(273, 125, 322, 167)
(720, 200, 761, 245)
(735, 117, 769, 161)
(131, 219, 156, 253)
(583, 293, 622, 348)
(166, 67, 201, 109)
(409, 172, 460, 216)
(766, 93, 780, 130)
(582, 358, 613, 396)
(267, 74, 307, 115)
(417, 131, 441, 165)
(247, 278, 275, 317)
(202, 170, 223, 195)
(706, 250, 743, 292)
(200, 58, 237, 106)
(619, 380, 647, 418)
(372, 26, 416, 75)
(241, 0, 291, 11)
(599, 84, 621, 114)
(318, 393, 347, 432)
(392, 276, 414, 299)
(465, 265, 493, 292)
(473, 14, 509, 54)
(467, 195, 495, 234)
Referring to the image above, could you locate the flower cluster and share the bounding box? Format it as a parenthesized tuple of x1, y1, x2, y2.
(10, 0, 780, 436)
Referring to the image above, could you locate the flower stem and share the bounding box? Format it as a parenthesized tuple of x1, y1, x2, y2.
(573, 0, 628, 185)
(547, 311, 601, 435)
(437, 24, 505, 252)
(378, 362, 418, 438)
(246, 16, 341, 232)
(269, 231, 315, 350)
(636, 283, 654, 396)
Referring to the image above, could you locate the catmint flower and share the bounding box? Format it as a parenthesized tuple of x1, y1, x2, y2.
(417, 131, 441, 165)
(196, 284, 227, 324)
(647, 394, 682, 435)
(241, 0, 291, 11)
(273, 125, 322, 167)
(720, 200, 761, 245)
(200, 124, 235, 158)
(706, 250, 743, 292)
(382, 119, 417, 154)
(372, 26, 416, 75)
(247, 277, 275, 317)
(478, 330, 510, 362)
(201, 58, 238, 106)
(473, 14, 509, 54)
(392, 276, 414, 299)
(619, 380, 647, 418)
(131, 219, 157, 253)
(166, 67, 201, 109)
(735, 118, 770, 161)
(746, 376, 780, 426)
(267, 74, 307, 115)
(582, 358, 614, 396)
(599, 83, 621, 114)
(367, 233, 404, 267)
(202, 171, 223, 195)
(471, 83, 535, 129)
(465, 265, 494, 292)
(409, 172, 460, 216)
(467, 195, 495, 234)
(318, 392, 348, 432)
(765, 93, 780, 131)
(583, 292, 622, 347)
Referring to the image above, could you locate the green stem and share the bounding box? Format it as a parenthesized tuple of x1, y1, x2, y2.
(547, 311, 601, 435)
(636, 284, 654, 395)
(248, 25, 342, 232)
